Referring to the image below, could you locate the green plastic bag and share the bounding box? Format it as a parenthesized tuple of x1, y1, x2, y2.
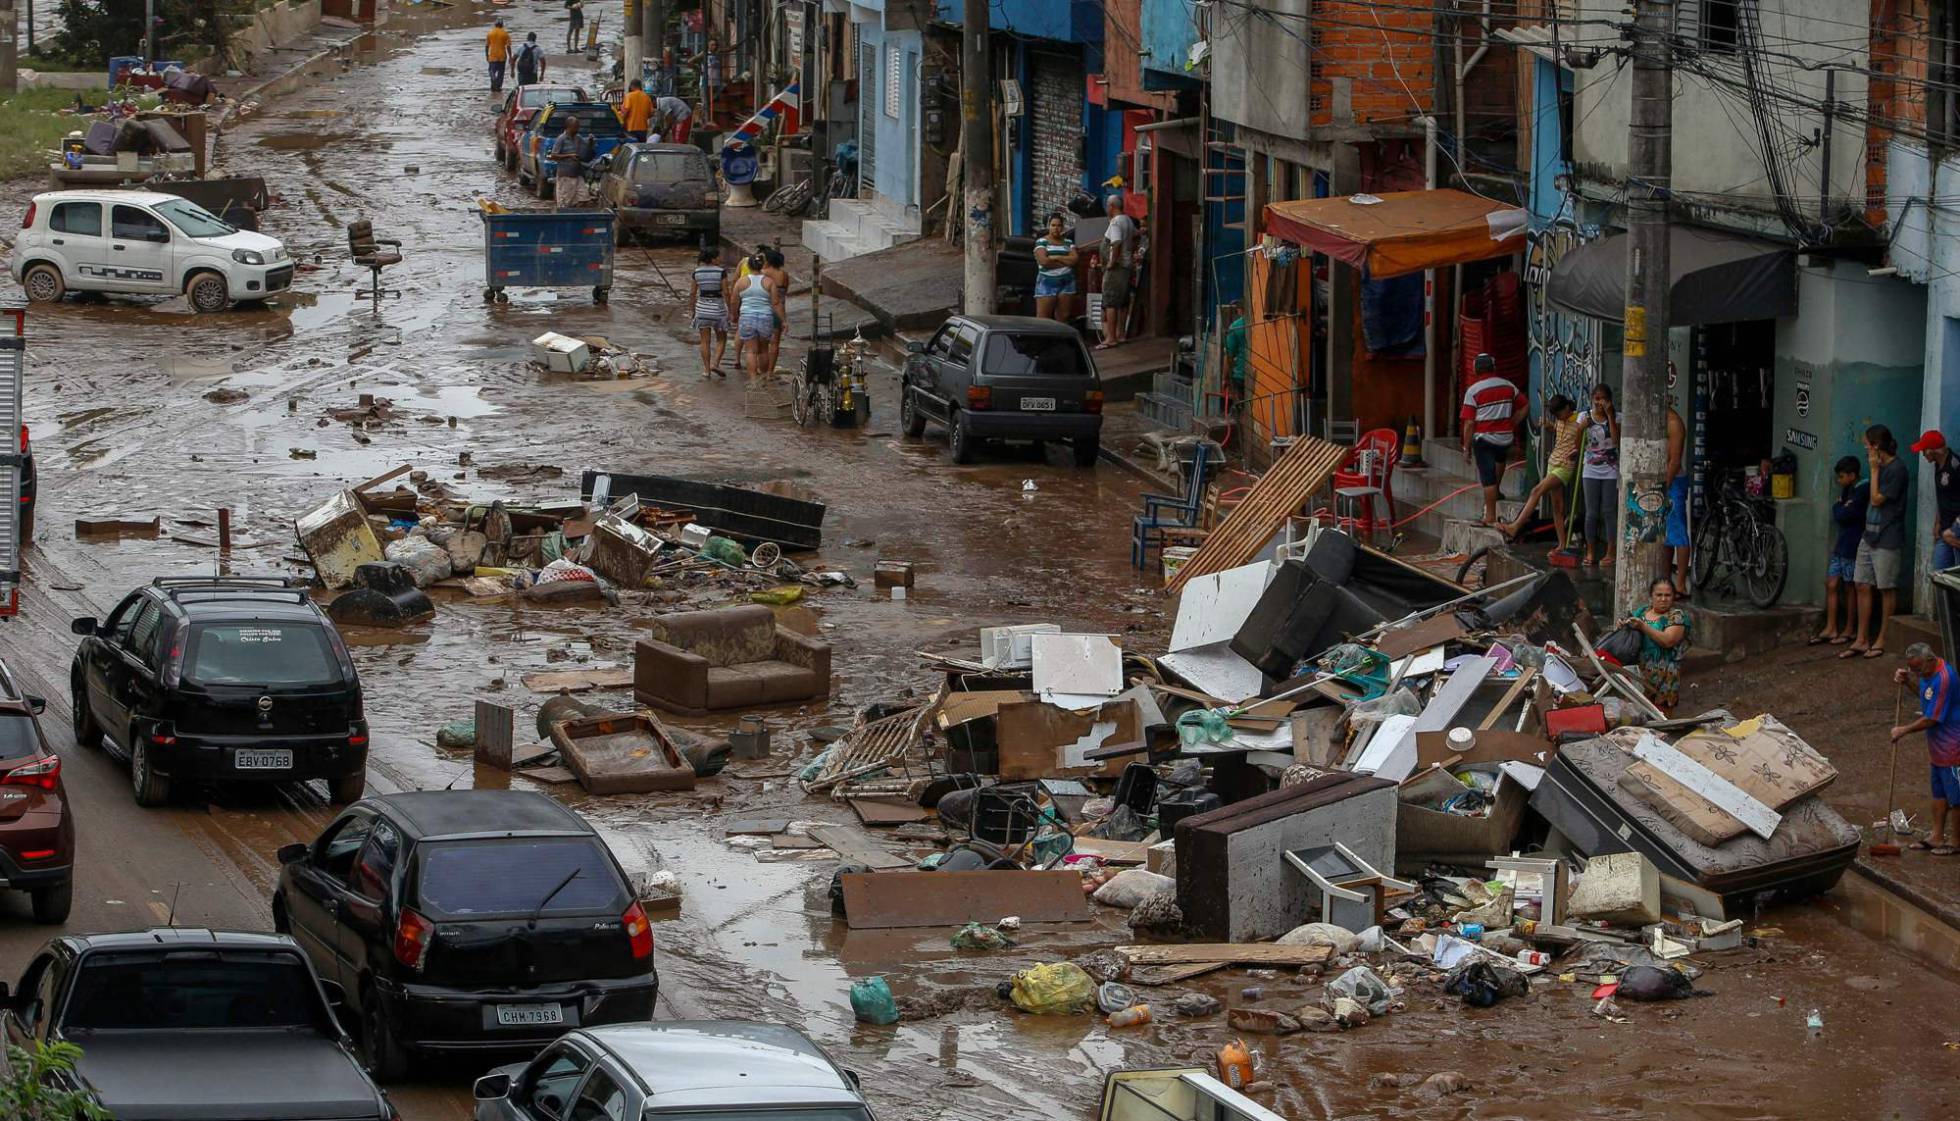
(850, 976, 899, 1025)
(701, 536, 749, 566)
(949, 922, 1014, 950)
(1008, 962, 1096, 1015)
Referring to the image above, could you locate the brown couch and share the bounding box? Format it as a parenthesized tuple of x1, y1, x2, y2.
(634, 605, 831, 714)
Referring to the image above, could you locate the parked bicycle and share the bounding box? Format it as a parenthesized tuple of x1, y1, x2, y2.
(763, 145, 858, 218)
(1691, 468, 1789, 607)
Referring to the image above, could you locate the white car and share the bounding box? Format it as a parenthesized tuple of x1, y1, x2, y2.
(11, 189, 293, 312)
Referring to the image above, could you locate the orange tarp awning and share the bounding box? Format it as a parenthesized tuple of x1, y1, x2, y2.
(1263, 189, 1526, 278)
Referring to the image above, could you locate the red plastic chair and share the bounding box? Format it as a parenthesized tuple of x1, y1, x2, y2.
(1331, 427, 1401, 540)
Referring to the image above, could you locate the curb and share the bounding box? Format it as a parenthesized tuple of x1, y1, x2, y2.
(1849, 856, 1960, 931)
(208, 34, 358, 167)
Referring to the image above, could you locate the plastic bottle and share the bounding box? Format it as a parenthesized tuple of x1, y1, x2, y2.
(1106, 1004, 1152, 1028)
(1217, 1039, 1255, 1089)
(1806, 1009, 1823, 1040)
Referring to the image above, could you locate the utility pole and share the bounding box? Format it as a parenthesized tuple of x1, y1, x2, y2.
(0, 0, 17, 96)
(1614, 0, 1674, 618)
(959, 0, 995, 315)
(624, 0, 642, 90)
(143, 0, 155, 63)
(643, 0, 664, 70)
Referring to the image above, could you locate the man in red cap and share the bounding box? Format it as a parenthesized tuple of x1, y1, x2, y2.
(1913, 429, 1960, 573)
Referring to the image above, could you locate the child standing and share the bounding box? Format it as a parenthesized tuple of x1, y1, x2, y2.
(1812, 455, 1867, 645)
(1500, 395, 1581, 546)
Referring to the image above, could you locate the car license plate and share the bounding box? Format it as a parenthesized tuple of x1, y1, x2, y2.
(234, 749, 293, 770)
(655, 213, 687, 226)
(496, 1004, 565, 1027)
(1021, 397, 1057, 411)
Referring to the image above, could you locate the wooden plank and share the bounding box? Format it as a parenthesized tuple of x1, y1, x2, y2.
(1166, 437, 1349, 592)
(850, 797, 932, 826)
(1477, 668, 1538, 731)
(840, 869, 1091, 929)
(1630, 733, 1782, 840)
(1114, 943, 1336, 967)
(1376, 614, 1466, 660)
(1129, 962, 1227, 986)
(521, 667, 634, 693)
(1070, 838, 1151, 865)
(806, 824, 912, 870)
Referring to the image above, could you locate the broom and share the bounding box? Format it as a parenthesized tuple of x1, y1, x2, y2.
(1871, 682, 1907, 857)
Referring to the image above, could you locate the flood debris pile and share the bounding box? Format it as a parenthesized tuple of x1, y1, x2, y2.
(791, 525, 1861, 1105)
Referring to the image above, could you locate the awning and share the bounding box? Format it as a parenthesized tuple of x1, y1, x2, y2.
(1263, 189, 1528, 279)
(1545, 226, 1797, 326)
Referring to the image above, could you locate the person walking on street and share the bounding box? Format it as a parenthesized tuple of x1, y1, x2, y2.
(1459, 353, 1526, 528)
(1033, 213, 1078, 323)
(565, 0, 585, 53)
(689, 247, 730, 378)
(1579, 383, 1621, 568)
(1097, 195, 1138, 350)
(657, 95, 694, 144)
(549, 115, 590, 210)
(734, 253, 781, 380)
(1811, 455, 1869, 646)
(1891, 642, 1960, 856)
(762, 249, 791, 375)
(1623, 576, 1691, 714)
(1844, 423, 1908, 659)
(514, 31, 546, 87)
(620, 79, 655, 142)
(486, 19, 512, 94)
(1912, 429, 1960, 572)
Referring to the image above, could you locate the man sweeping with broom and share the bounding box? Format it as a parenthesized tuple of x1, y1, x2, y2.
(1890, 642, 1960, 856)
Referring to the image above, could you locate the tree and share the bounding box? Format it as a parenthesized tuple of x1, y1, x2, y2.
(42, 0, 242, 65)
(0, 1040, 112, 1121)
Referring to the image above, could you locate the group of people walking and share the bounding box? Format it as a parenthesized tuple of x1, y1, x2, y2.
(688, 246, 788, 380)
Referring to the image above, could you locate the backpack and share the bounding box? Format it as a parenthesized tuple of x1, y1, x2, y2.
(515, 43, 540, 78)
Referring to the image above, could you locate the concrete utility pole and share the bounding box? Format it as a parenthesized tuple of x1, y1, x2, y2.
(0, 0, 18, 97)
(959, 0, 995, 315)
(642, 0, 664, 66)
(1614, 0, 1674, 617)
(624, 0, 642, 89)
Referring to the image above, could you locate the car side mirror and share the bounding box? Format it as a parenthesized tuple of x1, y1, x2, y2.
(474, 1074, 513, 1101)
(906, 340, 925, 354)
(278, 842, 309, 865)
(844, 1069, 861, 1089)
(70, 617, 97, 636)
(24, 696, 44, 715)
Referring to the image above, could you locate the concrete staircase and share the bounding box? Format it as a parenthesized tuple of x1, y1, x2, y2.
(802, 198, 920, 264)
(1393, 439, 1529, 549)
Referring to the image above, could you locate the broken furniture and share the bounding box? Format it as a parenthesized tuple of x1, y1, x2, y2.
(581, 469, 826, 550)
(547, 709, 696, 794)
(634, 605, 831, 714)
(1284, 842, 1416, 932)
(1165, 435, 1351, 592)
(1131, 441, 1215, 570)
(1174, 771, 1398, 941)
(348, 219, 403, 310)
(1328, 427, 1400, 545)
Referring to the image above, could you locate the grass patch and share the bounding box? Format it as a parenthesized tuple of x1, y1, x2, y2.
(0, 92, 84, 182)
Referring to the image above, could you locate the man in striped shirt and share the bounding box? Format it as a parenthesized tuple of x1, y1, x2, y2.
(1459, 353, 1526, 527)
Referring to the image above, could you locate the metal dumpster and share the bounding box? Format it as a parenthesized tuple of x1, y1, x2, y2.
(480, 208, 616, 304)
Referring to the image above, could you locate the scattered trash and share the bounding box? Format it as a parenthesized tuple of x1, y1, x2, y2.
(1615, 965, 1698, 1002)
(850, 976, 899, 1025)
(1216, 1040, 1256, 1089)
(950, 922, 1015, 951)
(1228, 1006, 1299, 1034)
(1008, 962, 1096, 1015)
(1442, 958, 1529, 1007)
(1105, 1004, 1152, 1028)
(1325, 965, 1395, 1016)
(1096, 981, 1139, 1015)
(1170, 992, 1222, 1017)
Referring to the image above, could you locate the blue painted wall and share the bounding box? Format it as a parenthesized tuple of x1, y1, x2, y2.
(937, 0, 1104, 41)
(1140, 0, 1203, 88)
(856, 21, 924, 210)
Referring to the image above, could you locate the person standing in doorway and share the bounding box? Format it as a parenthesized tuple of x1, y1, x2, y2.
(565, 0, 585, 54)
(1912, 429, 1960, 572)
(1097, 196, 1138, 350)
(689, 247, 730, 378)
(1459, 353, 1526, 528)
(514, 31, 546, 87)
(1811, 455, 1869, 646)
(1579, 383, 1621, 568)
(486, 19, 512, 94)
(549, 115, 589, 210)
(657, 95, 694, 144)
(620, 79, 655, 142)
(1662, 397, 1691, 597)
(1845, 423, 1909, 659)
(1033, 214, 1078, 323)
(1891, 642, 1960, 856)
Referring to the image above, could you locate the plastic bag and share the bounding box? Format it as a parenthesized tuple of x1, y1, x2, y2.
(434, 719, 474, 748)
(383, 534, 453, 588)
(1276, 922, 1358, 953)
(1348, 687, 1421, 732)
(950, 922, 1014, 950)
(1008, 962, 1096, 1015)
(1092, 869, 1175, 910)
(701, 536, 748, 566)
(1442, 958, 1529, 1007)
(1597, 624, 1643, 666)
(750, 585, 804, 605)
(797, 747, 835, 783)
(536, 558, 597, 584)
(850, 976, 899, 1025)
(1325, 965, 1396, 1016)
(1616, 965, 1696, 1001)
(1096, 981, 1138, 1015)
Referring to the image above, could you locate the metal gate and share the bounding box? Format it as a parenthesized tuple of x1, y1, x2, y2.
(0, 309, 23, 617)
(1028, 53, 1085, 223)
(858, 43, 878, 197)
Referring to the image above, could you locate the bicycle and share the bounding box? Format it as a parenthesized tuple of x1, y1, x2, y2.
(763, 153, 859, 218)
(1691, 468, 1789, 607)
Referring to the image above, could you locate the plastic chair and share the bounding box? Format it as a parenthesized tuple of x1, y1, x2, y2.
(1330, 427, 1401, 541)
(1132, 442, 1215, 569)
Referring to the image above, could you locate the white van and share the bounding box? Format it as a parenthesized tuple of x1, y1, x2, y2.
(11, 190, 292, 312)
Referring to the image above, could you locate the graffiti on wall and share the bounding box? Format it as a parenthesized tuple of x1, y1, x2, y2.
(1525, 221, 1604, 410)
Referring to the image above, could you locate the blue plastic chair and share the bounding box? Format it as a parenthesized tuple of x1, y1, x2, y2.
(1132, 443, 1215, 569)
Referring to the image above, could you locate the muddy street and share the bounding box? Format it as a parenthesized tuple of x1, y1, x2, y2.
(1, 9, 1958, 1121)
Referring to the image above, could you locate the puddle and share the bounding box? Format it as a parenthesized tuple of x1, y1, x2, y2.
(258, 131, 360, 151)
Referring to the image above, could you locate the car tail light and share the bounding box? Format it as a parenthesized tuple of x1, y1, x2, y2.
(21, 203, 34, 230)
(17, 425, 27, 454)
(1085, 389, 1104, 415)
(148, 722, 178, 746)
(327, 627, 357, 679)
(1, 755, 60, 791)
(17, 849, 57, 861)
(622, 902, 654, 959)
(349, 722, 369, 748)
(966, 386, 991, 410)
(394, 908, 434, 971)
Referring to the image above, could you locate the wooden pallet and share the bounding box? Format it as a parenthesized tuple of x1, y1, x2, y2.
(1165, 436, 1349, 593)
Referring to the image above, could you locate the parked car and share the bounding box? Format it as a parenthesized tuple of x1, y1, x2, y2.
(0, 928, 392, 1121)
(899, 314, 1105, 466)
(0, 657, 71, 923)
(273, 789, 658, 1079)
(473, 1021, 873, 1121)
(517, 101, 628, 199)
(12, 189, 294, 312)
(69, 575, 369, 807)
(496, 83, 589, 172)
(593, 142, 720, 246)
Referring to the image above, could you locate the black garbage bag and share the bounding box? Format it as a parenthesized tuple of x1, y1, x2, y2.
(1442, 958, 1530, 1007)
(829, 862, 869, 917)
(1616, 965, 1698, 1001)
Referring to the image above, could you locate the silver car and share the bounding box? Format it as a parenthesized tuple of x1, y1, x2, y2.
(473, 1021, 875, 1121)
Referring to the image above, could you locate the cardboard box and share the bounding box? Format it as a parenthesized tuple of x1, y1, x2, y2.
(1394, 779, 1529, 875)
(531, 331, 591, 373)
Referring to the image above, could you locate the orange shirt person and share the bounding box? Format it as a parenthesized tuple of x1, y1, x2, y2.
(621, 79, 655, 141)
(486, 20, 512, 95)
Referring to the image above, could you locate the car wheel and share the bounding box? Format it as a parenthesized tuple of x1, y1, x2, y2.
(329, 770, 367, 805)
(1073, 437, 1101, 468)
(363, 989, 409, 1081)
(949, 414, 977, 464)
(22, 263, 64, 303)
(130, 733, 173, 807)
(186, 271, 229, 313)
(30, 880, 72, 925)
(72, 676, 101, 747)
(900, 387, 926, 437)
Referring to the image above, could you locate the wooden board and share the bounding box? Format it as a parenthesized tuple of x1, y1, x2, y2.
(550, 712, 695, 795)
(1070, 838, 1151, 865)
(1375, 614, 1468, 660)
(839, 869, 1091, 929)
(995, 698, 1140, 779)
(850, 797, 932, 826)
(1129, 962, 1228, 986)
(1166, 436, 1349, 592)
(805, 824, 913, 870)
(521, 667, 634, 693)
(1115, 943, 1335, 967)
(723, 818, 790, 836)
(1626, 732, 1781, 843)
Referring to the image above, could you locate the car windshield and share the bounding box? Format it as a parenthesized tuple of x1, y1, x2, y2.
(415, 838, 626, 918)
(643, 1111, 872, 1121)
(631, 152, 711, 184)
(984, 333, 1092, 378)
(184, 623, 340, 687)
(153, 198, 237, 238)
(0, 712, 40, 760)
(64, 952, 320, 1031)
(521, 87, 581, 108)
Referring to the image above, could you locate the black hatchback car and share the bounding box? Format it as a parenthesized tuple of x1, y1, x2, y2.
(273, 790, 658, 1080)
(69, 576, 368, 807)
(899, 313, 1104, 466)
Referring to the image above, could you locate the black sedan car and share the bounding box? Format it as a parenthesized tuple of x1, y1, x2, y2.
(273, 790, 658, 1079)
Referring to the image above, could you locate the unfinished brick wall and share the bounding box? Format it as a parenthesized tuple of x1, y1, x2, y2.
(1309, 1, 1438, 128)
(1868, 0, 1932, 226)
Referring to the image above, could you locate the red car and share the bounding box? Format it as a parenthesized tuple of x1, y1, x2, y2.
(495, 83, 589, 171)
(0, 658, 72, 923)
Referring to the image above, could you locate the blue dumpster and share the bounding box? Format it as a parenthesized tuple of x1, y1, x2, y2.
(480, 209, 617, 304)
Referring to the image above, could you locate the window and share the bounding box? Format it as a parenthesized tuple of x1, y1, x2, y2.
(315, 813, 374, 884)
(349, 819, 400, 901)
(414, 838, 626, 918)
(50, 202, 101, 237)
(0, 713, 43, 761)
(1699, 1, 1739, 53)
(983, 333, 1093, 378)
(568, 1068, 628, 1121)
(154, 198, 236, 238)
(110, 205, 169, 243)
(103, 594, 143, 647)
(883, 43, 901, 119)
(127, 602, 163, 666)
(184, 623, 339, 687)
(15, 955, 56, 1037)
(630, 151, 712, 183)
(525, 1044, 592, 1120)
(63, 952, 319, 1031)
(925, 324, 956, 358)
(946, 325, 976, 364)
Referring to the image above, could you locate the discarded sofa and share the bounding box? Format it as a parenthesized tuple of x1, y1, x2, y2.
(635, 605, 831, 714)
